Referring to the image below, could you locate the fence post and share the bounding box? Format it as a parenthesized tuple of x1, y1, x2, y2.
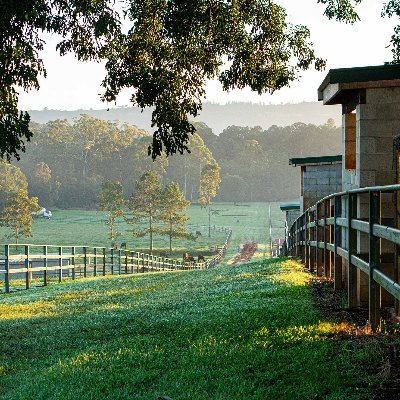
(71, 246, 76, 280)
(323, 200, 329, 277)
(58, 246, 63, 283)
(25, 245, 30, 289)
(4, 244, 10, 293)
(348, 193, 358, 308)
(315, 204, 322, 276)
(142, 253, 145, 273)
(93, 248, 97, 277)
(118, 249, 121, 275)
(43, 245, 48, 286)
(334, 196, 343, 291)
(309, 211, 315, 273)
(125, 251, 128, 274)
(369, 191, 381, 330)
(102, 248, 106, 276)
(111, 248, 114, 275)
(83, 246, 87, 278)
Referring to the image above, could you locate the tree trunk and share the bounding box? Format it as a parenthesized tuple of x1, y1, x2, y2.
(169, 220, 172, 254)
(208, 204, 211, 238)
(149, 214, 153, 254)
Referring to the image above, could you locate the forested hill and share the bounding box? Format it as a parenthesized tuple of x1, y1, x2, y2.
(28, 101, 341, 134)
(14, 116, 341, 207)
(194, 122, 341, 202)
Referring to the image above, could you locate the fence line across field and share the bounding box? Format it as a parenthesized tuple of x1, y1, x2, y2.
(285, 184, 400, 330)
(0, 229, 232, 293)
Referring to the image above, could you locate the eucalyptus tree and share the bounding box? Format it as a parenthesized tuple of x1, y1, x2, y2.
(3, 0, 379, 161)
(0, 161, 28, 211)
(199, 163, 221, 237)
(167, 133, 214, 201)
(126, 171, 162, 254)
(0, 189, 40, 244)
(98, 181, 125, 245)
(159, 182, 192, 254)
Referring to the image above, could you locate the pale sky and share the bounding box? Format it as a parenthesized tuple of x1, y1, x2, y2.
(18, 0, 398, 110)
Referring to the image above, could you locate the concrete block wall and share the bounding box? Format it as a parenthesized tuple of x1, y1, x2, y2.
(287, 210, 300, 230)
(341, 86, 400, 308)
(303, 163, 342, 211)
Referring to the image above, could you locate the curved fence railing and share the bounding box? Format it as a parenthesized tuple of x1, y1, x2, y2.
(287, 184, 400, 330)
(0, 229, 232, 293)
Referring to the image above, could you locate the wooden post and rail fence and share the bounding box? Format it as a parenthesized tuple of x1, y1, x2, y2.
(0, 228, 232, 294)
(286, 184, 400, 330)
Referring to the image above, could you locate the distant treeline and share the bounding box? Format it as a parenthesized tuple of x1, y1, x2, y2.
(13, 115, 341, 208)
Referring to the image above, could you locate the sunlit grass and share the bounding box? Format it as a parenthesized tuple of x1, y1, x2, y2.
(0, 258, 390, 399)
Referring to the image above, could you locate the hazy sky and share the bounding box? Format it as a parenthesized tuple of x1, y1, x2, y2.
(18, 0, 397, 110)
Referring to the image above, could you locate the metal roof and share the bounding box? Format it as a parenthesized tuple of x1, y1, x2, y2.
(289, 155, 342, 166)
(318, 64, 400, 104)
(280, 203, 301, 211)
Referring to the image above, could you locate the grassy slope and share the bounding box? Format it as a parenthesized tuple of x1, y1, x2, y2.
(0, 202, 284, 253)
(0, 258, 379, 400)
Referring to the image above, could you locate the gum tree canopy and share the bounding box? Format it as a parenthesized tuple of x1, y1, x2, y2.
(2, 0, 398, 160)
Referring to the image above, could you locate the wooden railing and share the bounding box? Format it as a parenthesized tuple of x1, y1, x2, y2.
(0, 229, 232, 293)
(287, 184, 400, 330)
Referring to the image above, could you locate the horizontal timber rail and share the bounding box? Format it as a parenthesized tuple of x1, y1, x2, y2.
(0, 229, 232, 294)
(286, 184, 400, 330)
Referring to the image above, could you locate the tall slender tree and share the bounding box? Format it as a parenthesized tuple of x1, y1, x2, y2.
(98, 181, 125, 245)
(0, 189, 40, 244)
(126, 171, 162, 254)
(199, 163, 221, 237)
(159, 182, 192, 254)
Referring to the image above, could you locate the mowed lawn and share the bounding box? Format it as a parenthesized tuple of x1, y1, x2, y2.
(0, 202, 285, 256)
(0, 258, 381, 400)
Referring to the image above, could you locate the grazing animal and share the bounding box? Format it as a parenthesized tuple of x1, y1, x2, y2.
(112, 243, 118, 250)
(120, 242, 127, 249)
(189, 256, 195, 262)
(196, 230, 202, 237)
(198, 254, 205, 262)
(183, 252, 190, 262)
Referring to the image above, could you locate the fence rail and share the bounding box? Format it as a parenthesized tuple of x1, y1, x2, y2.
(286, 184, 400, 330)
(0, 229, 232, 293)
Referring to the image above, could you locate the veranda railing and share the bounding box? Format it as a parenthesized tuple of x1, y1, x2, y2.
(286, 184, 400, 330)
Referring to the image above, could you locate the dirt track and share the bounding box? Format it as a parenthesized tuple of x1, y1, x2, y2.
(232, 243, 257, 265)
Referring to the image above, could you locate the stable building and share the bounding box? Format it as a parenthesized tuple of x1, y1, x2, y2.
(280, 203, 301, 255)
(318, 63, 400, 308)
(280, 203, 301, 232)
(289, 155, 342, 213)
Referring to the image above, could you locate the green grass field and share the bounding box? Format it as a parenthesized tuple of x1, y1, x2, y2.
(0, 258, 386, 399)
(0, 202, 285, 256)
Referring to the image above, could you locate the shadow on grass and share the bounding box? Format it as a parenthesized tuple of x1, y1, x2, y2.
(0, 258, 387, 400)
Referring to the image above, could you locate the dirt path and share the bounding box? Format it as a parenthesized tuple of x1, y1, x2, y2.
(232, 243, 258, 265)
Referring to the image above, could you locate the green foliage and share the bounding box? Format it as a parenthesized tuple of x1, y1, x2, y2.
(0, 161, 28, 211)
(0, 189, 40, 244)
(0, 0, 119, 160)
(34, 162, 51, 184)
(318, 0, 363, 23)
(0, 258, 392, 399)
(167, 132, 215, 202)
(126, 171, 163, 253)
(98, 181, 125, 244)
(1, 0, 326, 161)
(199, 163, 221, 207)
(199, 163, 221, 237)
(4, 0, 400, 161)
(18, 115, 147, 208)
(13, 116, 341, 205)
(100, 0, 326, 158)
(159, 182, 192, 254)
